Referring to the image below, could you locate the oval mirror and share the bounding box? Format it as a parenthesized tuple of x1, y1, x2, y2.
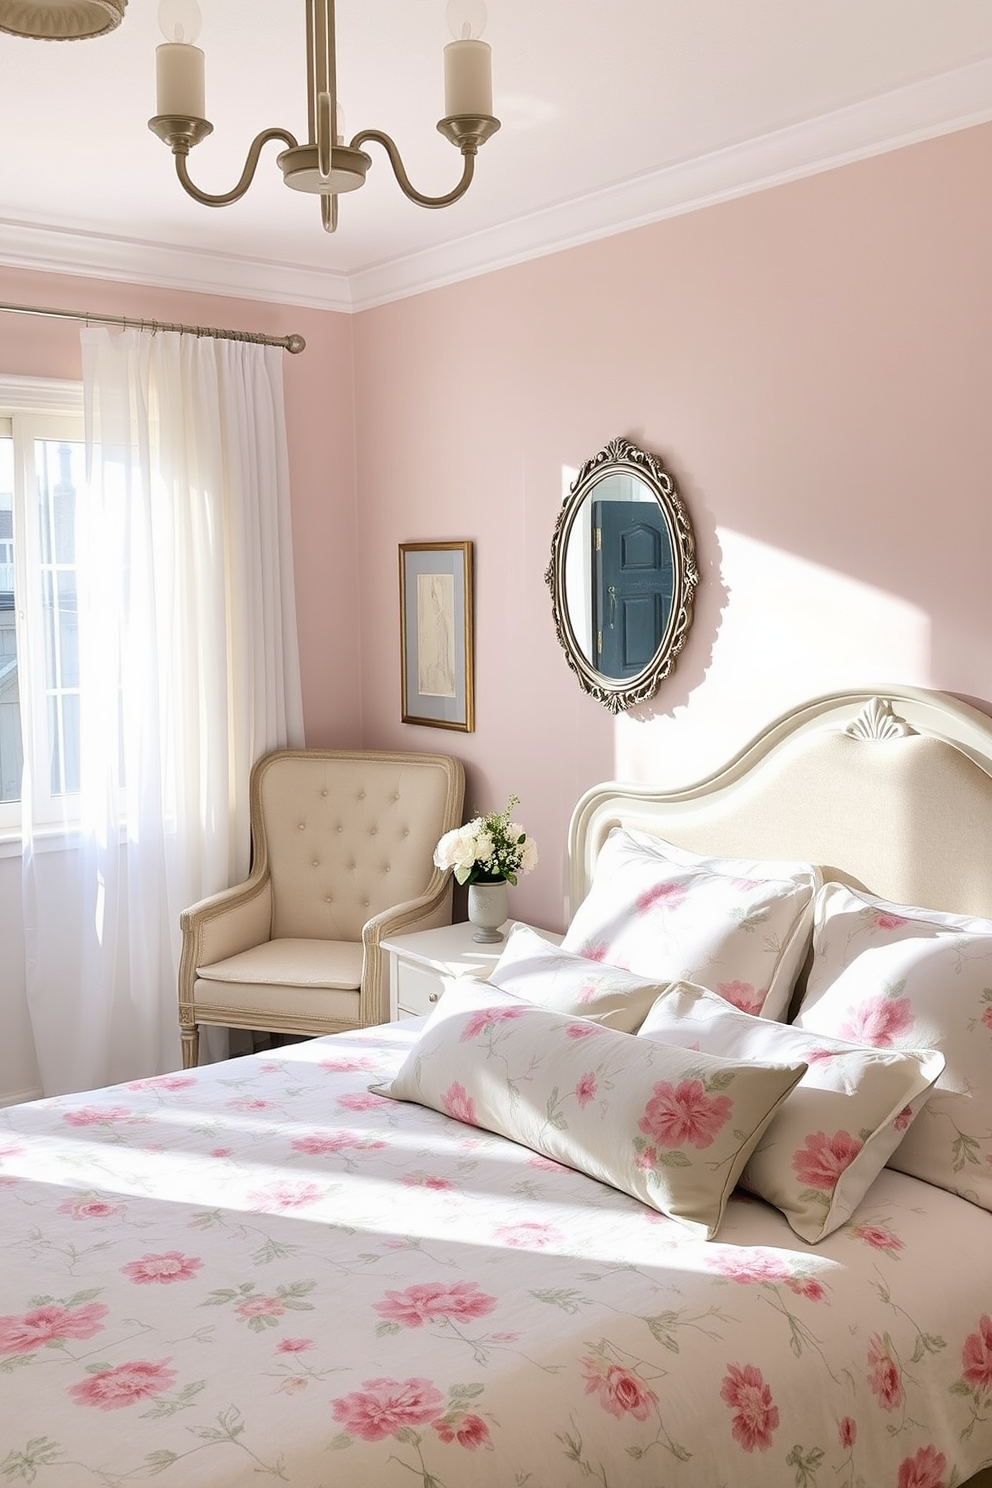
(545, 436, 698, 713)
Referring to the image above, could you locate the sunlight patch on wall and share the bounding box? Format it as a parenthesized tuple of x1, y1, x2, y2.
(614, 527, 932, 790)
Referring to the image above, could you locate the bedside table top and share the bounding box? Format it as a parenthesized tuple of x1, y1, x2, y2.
(380, 920, 560, 978)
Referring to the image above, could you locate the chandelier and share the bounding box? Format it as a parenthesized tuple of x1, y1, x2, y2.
(148, 0, 500, 234)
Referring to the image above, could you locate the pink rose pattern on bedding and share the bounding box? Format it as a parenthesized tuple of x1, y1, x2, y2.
(0, 1024, 989, 1488)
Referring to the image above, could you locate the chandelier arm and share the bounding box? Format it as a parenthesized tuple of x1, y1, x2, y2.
(349, 129, 477, 209)
(173, 127, 300, 208)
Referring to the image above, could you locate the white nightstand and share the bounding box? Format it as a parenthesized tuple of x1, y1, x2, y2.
(381, 920, 561, 1020)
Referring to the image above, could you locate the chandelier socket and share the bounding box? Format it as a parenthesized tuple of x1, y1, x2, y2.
(148, 114, 213, 153)
(436, 113, 500, 152)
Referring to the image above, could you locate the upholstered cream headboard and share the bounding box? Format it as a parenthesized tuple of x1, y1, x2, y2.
(568, 687, 992, 923)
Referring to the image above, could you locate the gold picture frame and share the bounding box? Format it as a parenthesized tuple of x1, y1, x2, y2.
(399, 540, 474, 732)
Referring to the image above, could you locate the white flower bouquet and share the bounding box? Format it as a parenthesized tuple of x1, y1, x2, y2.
(433, 794, 538, 887)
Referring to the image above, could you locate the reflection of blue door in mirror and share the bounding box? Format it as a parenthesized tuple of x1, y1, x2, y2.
(592, 500, 674, 679)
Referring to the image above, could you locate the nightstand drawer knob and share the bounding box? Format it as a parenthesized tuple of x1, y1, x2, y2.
(428, 991, 440, 1003)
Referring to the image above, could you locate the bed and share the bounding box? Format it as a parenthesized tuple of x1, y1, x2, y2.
(2, 685, 991, 1488)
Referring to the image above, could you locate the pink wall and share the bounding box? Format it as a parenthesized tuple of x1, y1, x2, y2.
(0, 265, 362, 747)
(353, 124, 992, 933)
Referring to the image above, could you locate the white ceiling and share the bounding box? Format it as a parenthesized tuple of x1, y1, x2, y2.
(1, 1, 990, 312)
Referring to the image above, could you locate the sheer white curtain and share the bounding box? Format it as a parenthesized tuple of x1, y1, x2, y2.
(21, 328, 304, 1096)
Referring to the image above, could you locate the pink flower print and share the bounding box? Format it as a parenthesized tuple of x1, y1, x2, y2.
(579, 942, 610, 963)
(291, 1131, 364, 1156)
(873, 911, 910, 931)
(0, 1302, 108, 1356)
(247, 1182, 323, 1211)
(581, 1356, 658, 1421)
(277, 1337, 315, 1353)
(720, 1363, 779, 1451)
(121, 1251, 203, 1285)
(805, 1047, 844, 1064)
(319, 1055, 376, 1073)
(68, 1359, 178, 1410)
(566, 1022, 597, 1039)
(635, 880, 688, 914)
(57, 1196, 125, 1221)
(717, 981, 765, 1015)
(982, 1005, 992, 1033)
(443, 1082, 477, 1126)
(575, 1073, 598, 1107)
(337, 1091, 391, 1111)
(460, 1006, 527, 1041)
(839, 995, 914, 1047)
(375, 1282, 497, 1329)
(331, 1376, 446, 1441)
(838, 1416, 857, 1449)
(235, 1295, 284, 1323)
(210, 1147, 233, 1158)
(527, 1154, 567, 1172)
(791, 1130, 863, 1191)
(896, 1445, 947, 1488)
(402, 1174, 454, 1191)
(127, 1074, 196, 1091)
(894, 1104, 914, 1131)
(961, 1314, 992, 1394)
(867, 1334, 903, 1411)
(494, 1222, 561, 1249)
(226, 1096, 272, 1112)
(851, 1223, 904, 1255)
(639, 1079, 732, 1150)
(434, 1411, 493, 1450)
(62, 1105, 133, 1126)
(784, 1276, 825, 1302)
(707, 1250, 791, 1285)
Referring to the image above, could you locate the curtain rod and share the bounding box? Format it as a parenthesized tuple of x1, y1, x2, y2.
(0, 299, 306, 354)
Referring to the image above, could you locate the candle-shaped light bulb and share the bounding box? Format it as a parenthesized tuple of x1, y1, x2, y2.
(446, 0, 487, 41)
(156, 0, 206, 119)
(158, 0, 201, 45)
(443, 0, 492, 117)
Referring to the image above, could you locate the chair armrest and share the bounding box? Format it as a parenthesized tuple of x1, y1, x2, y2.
(178, 875, 273, 1017)
(358, 873, 455, 1025)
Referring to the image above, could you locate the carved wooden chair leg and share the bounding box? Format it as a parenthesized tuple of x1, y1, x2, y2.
(180, 1024, 200, 1070)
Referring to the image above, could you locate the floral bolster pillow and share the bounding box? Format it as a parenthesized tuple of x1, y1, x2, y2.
(486, 922, 671, 1032)
(561, 828, 821, 1021)
(794, 882, 992, 1211)
(637, 981, 944, 1242)
(373, 978, 807, 1240)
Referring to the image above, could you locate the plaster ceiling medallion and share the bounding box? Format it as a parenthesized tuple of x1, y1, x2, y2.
(0, 0, 125, 39)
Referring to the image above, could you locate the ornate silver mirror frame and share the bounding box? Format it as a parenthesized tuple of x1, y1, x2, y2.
(545, 436, 698, 713)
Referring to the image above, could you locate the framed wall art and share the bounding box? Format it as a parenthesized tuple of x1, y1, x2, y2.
(399, 540, 474, 732)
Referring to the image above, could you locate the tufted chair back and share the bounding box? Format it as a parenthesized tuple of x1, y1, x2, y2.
(177, 748, 465, 1069)
(261, 753, 458, 941)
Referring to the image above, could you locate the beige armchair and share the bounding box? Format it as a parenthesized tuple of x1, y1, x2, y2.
(178, 748, 465, 1068)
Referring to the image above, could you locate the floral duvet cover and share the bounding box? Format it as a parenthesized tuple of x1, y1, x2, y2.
(0, 1020, 990, 1488)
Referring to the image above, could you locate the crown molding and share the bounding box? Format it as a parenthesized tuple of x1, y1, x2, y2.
(0, 217, 355, 313)
(1, 57, 989, 315)
(349, 57, 992, 310)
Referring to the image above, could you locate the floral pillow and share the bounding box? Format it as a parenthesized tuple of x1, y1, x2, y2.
(794, 883, 992, 1211)
(637, 981, 944, 1242)
(373, 978, 807, 1239)
(486, 922, 669, 1032)
(561, 828, 821, 1021)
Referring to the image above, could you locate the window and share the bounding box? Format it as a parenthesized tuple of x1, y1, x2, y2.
(0, 378, 85, 832)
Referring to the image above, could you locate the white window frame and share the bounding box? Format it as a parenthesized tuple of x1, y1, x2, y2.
(0, 376, 85, 839)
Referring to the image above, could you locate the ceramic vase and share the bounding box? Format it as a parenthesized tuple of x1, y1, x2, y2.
(467, 880, 508, 943)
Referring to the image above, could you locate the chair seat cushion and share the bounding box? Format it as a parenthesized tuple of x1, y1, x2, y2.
(198, 938, 364, 991)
